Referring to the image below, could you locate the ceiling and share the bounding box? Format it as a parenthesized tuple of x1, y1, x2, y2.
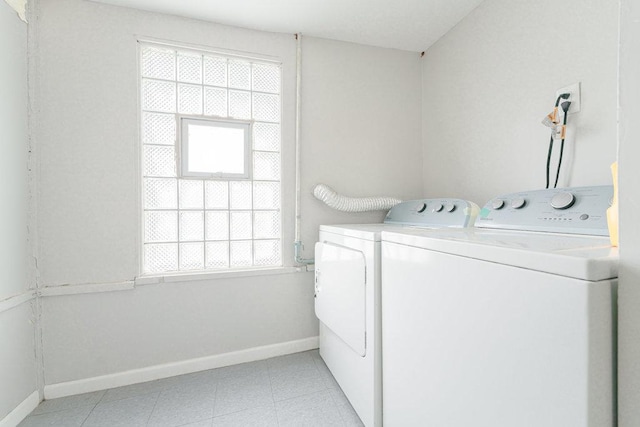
(90, 0, 485, 52)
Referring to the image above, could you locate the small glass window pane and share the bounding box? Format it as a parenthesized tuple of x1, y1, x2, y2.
(141, 47, 175, 80)
(253, 211, 280, 239)
(253, 123, 280, 152)
(205, 181, 229, 209)
(206, 211, 229, 240)
(178, 84, 203, 115)
(252, 63, 280, 93)
(252, 93, 280, 122)
(180, 242, 204, 270)
(178, 52, 202, 84)
(204, 56, 227, 87)
(144, 145, 176, 177)
(181, 119, 249, 178)
(230, 241, 252, 267)
(229, 90, 251, 120)
(144, 243, 178, 273)
(228, 61, 251, 89)
(179, 180, 204, 209)
(144, 178, 177, 209)
(253, 182, 280, 210)
(142, 79, 176, 113)
(253, 152, 280, 181)
(180, 211, 204, 242)
(204, 87, 227, 117)
(145, 211, 178, 243)
(206, 241, 229, 269)
(142, 112, 176, 146)
(230, 211, 252, 240)
(230, 181, 252, 209)
(254, 240, 281, 266)
(228, 90, 251, 120)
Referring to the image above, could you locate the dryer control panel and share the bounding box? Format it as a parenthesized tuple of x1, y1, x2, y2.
(384, 199, 479, 228)
(476, 186, 613, 236)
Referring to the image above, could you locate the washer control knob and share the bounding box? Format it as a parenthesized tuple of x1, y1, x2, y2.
(445, 203, 456, 213)
(550, 192, 576, 210)
(511, 198, 526, 209)
(432, 203, 444, 213)
(417, 203, 427, 213)
(491, 199, 506, 210)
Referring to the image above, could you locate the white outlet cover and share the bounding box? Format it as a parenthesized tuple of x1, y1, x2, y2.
(556, 82, 581, 114)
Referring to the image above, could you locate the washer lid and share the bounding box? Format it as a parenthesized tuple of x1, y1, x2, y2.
(381, 228, 619, 281)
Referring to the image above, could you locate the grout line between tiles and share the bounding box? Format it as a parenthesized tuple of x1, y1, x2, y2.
(264, 359, 278, 426)
(143, 391, 161, 426)
(327, 388, 348, 426)
(79, 399, 102, 427)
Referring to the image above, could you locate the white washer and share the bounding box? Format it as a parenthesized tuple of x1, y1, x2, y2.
(315, 198, 479, 427)
(381, 186, 618, 427)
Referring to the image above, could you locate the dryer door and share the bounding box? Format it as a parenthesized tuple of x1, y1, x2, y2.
(315, 242, 366, 356)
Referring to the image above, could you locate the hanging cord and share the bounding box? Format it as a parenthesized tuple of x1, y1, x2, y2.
(553, 100, 572, 188)
(545, 93, 570, 188)
(545, 135, 554, 189)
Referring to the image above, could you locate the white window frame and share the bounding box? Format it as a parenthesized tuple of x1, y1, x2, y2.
(178, 116, 252, 180)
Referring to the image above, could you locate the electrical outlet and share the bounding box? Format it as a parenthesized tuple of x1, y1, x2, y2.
(556, 82, 581, 114)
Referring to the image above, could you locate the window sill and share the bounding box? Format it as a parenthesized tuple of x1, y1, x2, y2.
(135, 266, 309, 286)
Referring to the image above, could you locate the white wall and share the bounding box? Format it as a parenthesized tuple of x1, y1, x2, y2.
(35, 0, 422, 386)
(298, 37, 423, 256)
(617, 0, 640, 424)
(0, 303, 38, 419)
(42, 274, 316, 384)
(1, 0, 29, 301)
(34, 0, 308, 385)
(420, 0, 619, 205)
(0, 0, 37, 420)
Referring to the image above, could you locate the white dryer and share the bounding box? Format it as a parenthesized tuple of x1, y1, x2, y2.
(381, 186, 618, 427)
(315, 198, 479, 427)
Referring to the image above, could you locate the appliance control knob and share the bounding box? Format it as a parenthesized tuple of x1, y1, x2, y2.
(511, 198, 526, 209)
(432, 203, 444, 213)
(445, 203, 456, 212)
(550, 192, 576, 210)
(491, 199, 505, 210)
(417, 203, 427, 213)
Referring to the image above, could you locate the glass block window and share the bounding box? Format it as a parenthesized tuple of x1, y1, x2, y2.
(140, 43, 282, 274)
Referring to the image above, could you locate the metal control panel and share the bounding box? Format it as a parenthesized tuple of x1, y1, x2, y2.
(476, 186, 613, 236)
(384, 199, 479, 228)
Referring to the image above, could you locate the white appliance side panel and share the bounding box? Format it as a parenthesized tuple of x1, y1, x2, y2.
(381, 241, 615, 427)
(315, 242, 366, 356)
(316, 231, 381, 427)
(319, 324, 376, 426)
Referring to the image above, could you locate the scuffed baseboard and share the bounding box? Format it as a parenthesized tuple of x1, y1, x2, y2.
(44, 336, 319, 399)
(0, 391, 39, 427)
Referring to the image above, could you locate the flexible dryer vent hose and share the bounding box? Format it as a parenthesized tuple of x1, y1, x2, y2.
(313, 184, 402, 212)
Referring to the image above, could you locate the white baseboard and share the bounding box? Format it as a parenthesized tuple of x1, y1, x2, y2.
(44, 336, 319, 399)
(0, 391, 40, 427)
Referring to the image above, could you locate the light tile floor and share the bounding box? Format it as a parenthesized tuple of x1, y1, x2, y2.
(19, 350, 364, 427)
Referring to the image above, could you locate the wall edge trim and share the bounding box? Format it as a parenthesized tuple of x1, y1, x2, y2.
(43, 336, 319, 399)
(38, 281, 135, 297)
(0, 291, 36, 314)
(136, 266, 304, 286)
(0, 391, 39, 427)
